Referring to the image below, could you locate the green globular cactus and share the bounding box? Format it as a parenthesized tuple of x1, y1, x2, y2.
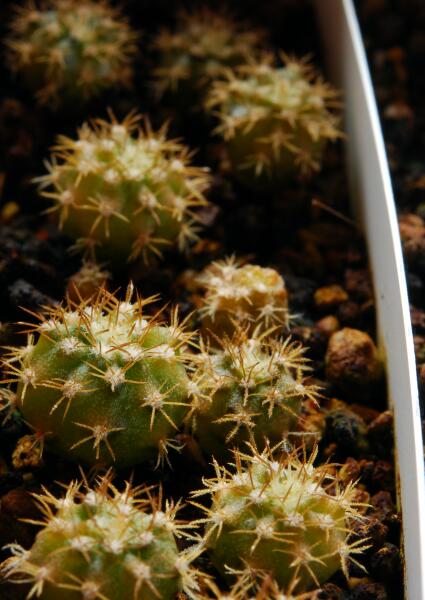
(1, 475, 203, 599)
(202, 569, 321, 599)
(193, 445, 369, 592)
(197, 257, 289, 339)
(152, 9, 264, 102)
(5, 0, 138, 106)
(188, 330, 320, 461)
(206, 55, 341, 188)
(37, 113, 210, 264)
(2, 285, 193, 468)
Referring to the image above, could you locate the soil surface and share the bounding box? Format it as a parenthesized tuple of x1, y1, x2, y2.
(356, 0, 425, 430)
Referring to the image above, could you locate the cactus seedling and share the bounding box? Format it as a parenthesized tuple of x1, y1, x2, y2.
(1, 475, 203, 599)
(189, 329, 320, 461)
(207, 55, 341, 187)
(37, 113, 210, 265)
(193, 444, 368, 592)
(5, 0, 138, 106)
(66, 261, 111, 302)
(2, 285, 193, 468)
(201, 567, 321, 599)
(153, 9, 264, 102)
(197, 257, 289, 339)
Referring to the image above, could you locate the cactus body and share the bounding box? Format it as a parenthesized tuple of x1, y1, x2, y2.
(37, 114, 209, 264)
(6, 0, 137, 105)
(3, 286, 193, 468)
(207, 56, 341, 187)
(189, 331, 319, 461)
(1, 477, 202, 599)
(197, 258, 289, 339)
(194, 446, 368, 592)
(153, 10, 264, 102)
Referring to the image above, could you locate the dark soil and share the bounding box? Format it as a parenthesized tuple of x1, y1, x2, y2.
(355, 0, 425, 428)
(0, 1, 404, 598)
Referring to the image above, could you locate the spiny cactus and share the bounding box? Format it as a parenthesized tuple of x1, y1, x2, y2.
(5, 0, 138, 106)
(197, 257, 289, 339)
(206, 54, 341, 187)
(202, 569, 321, 599)
(66, 260, 111, 302)
(193, 444, 369, 592)
(153, 9, 264, 101)
(188, 329, 320, 461)
(1, 475, 203, 599)
(37, 113, 210, 264)
(2, 285, 194, 468)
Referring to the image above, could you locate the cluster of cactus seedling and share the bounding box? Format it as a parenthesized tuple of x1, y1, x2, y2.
(153, 9, 264, 101)
(189, 329, 320, 460)
(197, 257, 289, 339)
(2, 474, 203, 599)
(194, 444, 369, 593)
(0, 2, 376, 598)
(2, 285, 193, 468)
(38, 112, 210, 264)
(207, 54, 341, 186)
(5, 0, 138, 105)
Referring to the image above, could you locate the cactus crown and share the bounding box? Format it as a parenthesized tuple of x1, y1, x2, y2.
(2, 285, 194, 468)
(1, 474, 203, 600)
(197, 257, 289, 337)
(207, 54, 341, 181)
(37, 113, 210, 264)
(189, 329, 320, 459)
(153, 9, 264, 97)
(193, 444, 368, 592)
(6, 0, 138, 105)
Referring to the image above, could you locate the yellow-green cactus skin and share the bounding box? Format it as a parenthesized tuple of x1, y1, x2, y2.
(194, 445, 368, 592)
(207, 55, 341, 188)
(1, 476, 203, 599)
(197, 257, 289, 339)
(189, 330, 319, 461)
(2, 286, 193, 468)
(37, 113, 210, 264)
(6, 0, 138, 105)
(153, 9, 264, 101)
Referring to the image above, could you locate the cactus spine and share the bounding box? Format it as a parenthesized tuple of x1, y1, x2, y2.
(1, 475, 203, 599)
(37, 113, 210, 264)
(6, 0, 138, 105)
(207, 55, 341, 187)
(197, 257, 289, 339)
(2, 285, 193, 468)
(189, 330, 319, 461)
(193, 444, 368, 592)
